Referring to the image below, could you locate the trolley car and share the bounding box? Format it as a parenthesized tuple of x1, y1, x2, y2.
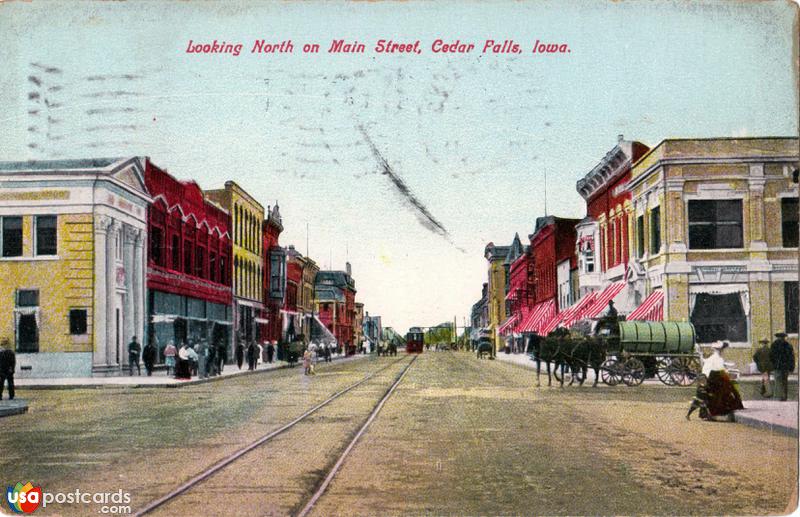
(405, 327, 424, 354)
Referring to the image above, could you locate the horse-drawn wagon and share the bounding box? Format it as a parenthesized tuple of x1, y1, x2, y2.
(530, 315, 701, 387)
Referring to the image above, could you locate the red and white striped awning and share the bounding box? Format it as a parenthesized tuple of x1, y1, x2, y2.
(497, 315, 518, 336)
(627, 290, 664, 321)
(580, 281, 626, 321)
(518, 299, 557, 335)
(540, 292, 599, 335)
(504, 288, 518, 301)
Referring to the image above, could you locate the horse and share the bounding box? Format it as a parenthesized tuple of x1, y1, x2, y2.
(528, 329, 585, 387)
(476, 340, 493, 359)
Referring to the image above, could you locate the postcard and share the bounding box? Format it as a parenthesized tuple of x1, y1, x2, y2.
(0, 1, 798, 516)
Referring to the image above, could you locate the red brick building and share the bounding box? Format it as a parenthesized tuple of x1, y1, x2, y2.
(144, 161, 233, 359)
(314, 264, 357, 355)
(282, 248, 303, 341)
(261, 205, 284, 344)
(498, 233, 532, 340)
(575, 137, 650, 293)
(517, 216, 580, 335)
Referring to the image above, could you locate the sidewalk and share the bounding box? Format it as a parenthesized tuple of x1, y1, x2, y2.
(495, 351, 798, 436)
(15, 352, 367, 389)
(0, 398, 28, 417)
(735, 400, 798, 437)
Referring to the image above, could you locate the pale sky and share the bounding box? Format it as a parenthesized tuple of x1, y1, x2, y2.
(0, 1, 797, 334)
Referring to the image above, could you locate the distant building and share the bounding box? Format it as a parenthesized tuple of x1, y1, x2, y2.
(484, 242, 511, 353)
(204, 182, 265, 350)
(262, 205, 285, 344)
(354, 302, 365, 348)
(315, 264, 357, 354)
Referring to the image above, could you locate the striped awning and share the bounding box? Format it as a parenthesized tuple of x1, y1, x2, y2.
(518, 299, 557, 335)
(580, 281, 626, 321)
(540, 292, 599, 335)
(627, 290, 664, 321)
(504, 288, 518, 301)
(497, 315, 518, 336)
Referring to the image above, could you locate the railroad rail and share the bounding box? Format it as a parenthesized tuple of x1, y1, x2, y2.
(135, 355, 415, 516)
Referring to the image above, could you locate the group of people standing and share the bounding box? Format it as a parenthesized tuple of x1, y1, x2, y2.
(752, 332, 796, 401)
(234, 340, 277, 371)
(128, 337, 230, 380)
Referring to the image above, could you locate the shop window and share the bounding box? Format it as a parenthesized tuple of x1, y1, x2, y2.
(781, 198, 798, 248)
(35, 215, 57, 256)
(2, 216, 23, 257)
(636, 215, 644, 257)
(688, 200, 743, 249)
(16, 289, 39, 353)
(690, 292, 747, 343)
(150, 226, 164, 266)
(69, 308, 88, 335)
(785, 282, 799, 334)
(650, 206, 661, 254)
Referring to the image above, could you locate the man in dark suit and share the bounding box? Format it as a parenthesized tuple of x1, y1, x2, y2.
(770, 332, 796, 401)
(0, 338, 16, 400)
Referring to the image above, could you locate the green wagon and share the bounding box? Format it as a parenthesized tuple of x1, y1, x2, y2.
(597, 319, 701, 387)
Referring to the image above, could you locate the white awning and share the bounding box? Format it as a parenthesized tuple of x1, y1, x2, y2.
(254, 317, 270, 324)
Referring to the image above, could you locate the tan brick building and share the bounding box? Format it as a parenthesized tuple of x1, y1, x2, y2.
(626, 137, 799, 369)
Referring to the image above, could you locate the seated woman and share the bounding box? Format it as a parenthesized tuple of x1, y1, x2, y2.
(687, 341, 743, 421)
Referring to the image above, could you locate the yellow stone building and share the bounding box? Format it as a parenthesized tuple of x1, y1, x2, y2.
(626, 138, 799, 369)
(484, 242, 511, 354)
(0, 158, 150, 377)
(205, 182, 265, 348)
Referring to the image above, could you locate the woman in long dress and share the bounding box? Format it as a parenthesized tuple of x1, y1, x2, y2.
(175, 342, 192, 380)
(687, 341, 743, 420)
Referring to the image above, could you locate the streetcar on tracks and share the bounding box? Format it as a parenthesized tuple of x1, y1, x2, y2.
(405, 327, 424, 353)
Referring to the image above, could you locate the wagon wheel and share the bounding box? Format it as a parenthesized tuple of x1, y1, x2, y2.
(656, 357, 678, 386)
(622, 357, 646, 387)
(600, 358, 622, 386)
(669, 356, 701, 386)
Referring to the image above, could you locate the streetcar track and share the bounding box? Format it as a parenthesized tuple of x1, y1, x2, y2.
(134, 356, 411, 516)
(296, 354, 418, 517)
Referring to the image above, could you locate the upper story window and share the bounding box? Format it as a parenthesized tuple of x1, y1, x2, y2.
(650, 206, 661, 255)
(2, 216, 23, 258)
(171, 235, 180, 270)
(688, 200, 743, 250)
(636, 215, 645, 257)
(781, 198, 798, 248)
(35, 215, 57, 256)
(150, 226, 164, 266)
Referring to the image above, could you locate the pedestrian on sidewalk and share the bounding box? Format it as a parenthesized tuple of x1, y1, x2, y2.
(235, 341, 245, 370)
(325, 342, 332, 363)
(216, 340, 227, 374)
(207, 343, 217, 377)
(257, 342, 264, 367)
(246, 341, 257, 371)
(752, 338, 773, 398)
(303, 349, 312, 375)
(175, 342, 192, 380)
(770, 332, 795, 402)
(197, 340, 208, 379)
(128, 336, 141, 376)
(164, 340, 177, 376)
(142, 340, 157, 377)
(267, 341, 275, 364)
(0, 338, 16, 400)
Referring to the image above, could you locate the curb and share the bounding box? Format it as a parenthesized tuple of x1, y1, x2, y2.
(0, 399, 29, 418)
(16, 354, 367, 390)
(734, 412, 798, 437)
